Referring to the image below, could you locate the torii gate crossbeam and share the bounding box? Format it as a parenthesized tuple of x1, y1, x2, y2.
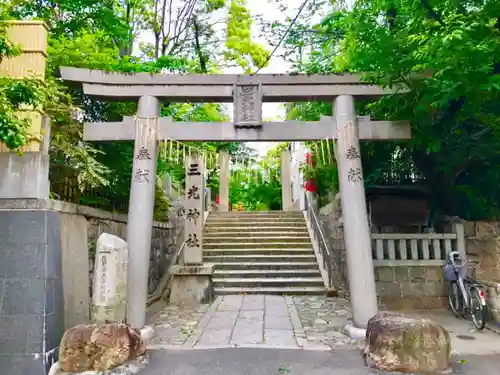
(82, 117, 411, 142)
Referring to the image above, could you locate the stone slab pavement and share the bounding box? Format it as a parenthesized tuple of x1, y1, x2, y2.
(142, 347, 500, 375)
(148, 295, 352, 350)
(147, 295, 500, 354)
(146, 295, 500, 374)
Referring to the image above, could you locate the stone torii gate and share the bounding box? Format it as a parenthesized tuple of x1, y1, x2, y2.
(60, 67, 410, 330)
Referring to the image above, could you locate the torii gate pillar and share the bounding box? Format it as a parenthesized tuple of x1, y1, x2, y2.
(126, 95, 160, 329)
(218, 150, 230, 212)
(334, 95, 378, 329)
(280, 149, 293, 211)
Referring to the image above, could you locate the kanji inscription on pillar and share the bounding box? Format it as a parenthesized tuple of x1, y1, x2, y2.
(187, 163, 201, 176)
(233, 83, 263, 127)
(136, 146, 152, 160)
(177, 206, 186, 217)
(183, 154, 205, 264)
(347, 167, 363, 182)
(186, 208, 201, 225)
(134, 168, 150, 183)
(187, 185, 200, 200)
(345, 146, 360, 160)
(186, 233, 200, 248)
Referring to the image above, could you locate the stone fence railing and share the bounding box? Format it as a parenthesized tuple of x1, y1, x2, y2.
(371, 225, 465, 266)
(318, 199, 466, 309)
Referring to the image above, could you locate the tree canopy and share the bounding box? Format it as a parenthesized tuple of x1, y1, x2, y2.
(1, 0, 270, 215)
(279, 0, 500, 220)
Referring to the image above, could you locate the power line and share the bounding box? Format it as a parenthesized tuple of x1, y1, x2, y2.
(252, 0, 310, 75)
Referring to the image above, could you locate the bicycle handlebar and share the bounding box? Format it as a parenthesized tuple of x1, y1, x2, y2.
(448, 251, 463, 267)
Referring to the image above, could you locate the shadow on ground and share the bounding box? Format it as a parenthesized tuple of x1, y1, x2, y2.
(143, 348, 500, 375)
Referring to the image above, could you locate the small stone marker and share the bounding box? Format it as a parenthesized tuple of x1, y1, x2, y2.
(91, 233, 129, 323)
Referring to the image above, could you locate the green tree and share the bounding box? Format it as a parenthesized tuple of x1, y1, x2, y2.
(3, 0, 273, 215)
(283, 0, 500, 220)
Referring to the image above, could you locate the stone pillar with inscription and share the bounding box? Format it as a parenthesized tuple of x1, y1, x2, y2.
(126, 96, 159, 329)
(183, 154, 205, 264)
(169, 154, 214, 305)
(219, 150, 230, 212)
(334, 95, 378, 329)
(91, 233, 128, 324)
(280, 149, 293, 211)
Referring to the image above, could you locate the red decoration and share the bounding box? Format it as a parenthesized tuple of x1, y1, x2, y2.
(216, 194, 220, 205)
(305, 179, 317, 193)
(305, 152, 315, 167)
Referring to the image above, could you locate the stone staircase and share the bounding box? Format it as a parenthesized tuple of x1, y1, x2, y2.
(204, 211, 325, 295)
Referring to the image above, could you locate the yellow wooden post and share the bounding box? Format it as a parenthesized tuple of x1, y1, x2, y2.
(0, 20, 49, 152)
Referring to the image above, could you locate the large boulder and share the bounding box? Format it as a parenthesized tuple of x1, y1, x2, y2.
(363, 311, 451, 373)
(59, 323, 146, 372)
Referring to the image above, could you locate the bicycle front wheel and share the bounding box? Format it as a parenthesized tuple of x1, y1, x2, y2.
(469, 288, 486, 330)
(448, 282, 463, 318)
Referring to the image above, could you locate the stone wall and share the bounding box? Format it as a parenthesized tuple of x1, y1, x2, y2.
(318, 193, 349, 295)
(86, 215, 182, 298)
(462, 221, 500, 324)
(375, 266, 447, 310)
(319, 196, 447, 310)
(0, 199, 183, 330)
(63, 201, 183, 329)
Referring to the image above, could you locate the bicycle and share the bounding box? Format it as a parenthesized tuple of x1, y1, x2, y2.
(443, 251, 487, 330)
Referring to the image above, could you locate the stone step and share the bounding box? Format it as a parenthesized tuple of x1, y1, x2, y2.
(204, 226, 309, 234)
(204, 254, 317, 263)
(205, 230, 309, 236)
(205, 248, 315, 256)
(213, 269, 321, 278)
(204, 242, 313, 249)
(204, 221, 306, 228)
(208, 215, 304, 220)
(213, 277, 324, 288)
(211, 211, 303, 216)
(211, 262, 320, 270)
(208, 215, 305, 220)
(206, 221, 306, 227)
(213, 286, 325, 295)
(204, 236, 311, 243)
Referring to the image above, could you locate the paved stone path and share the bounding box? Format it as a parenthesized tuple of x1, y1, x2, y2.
(148, 295, 355, 350)
(148, 294, 500, 354)
(148, 302, 210, 346)
(291, 295, 360, 348)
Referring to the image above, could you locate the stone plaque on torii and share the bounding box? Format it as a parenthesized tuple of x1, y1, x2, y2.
(59, 67, 411, 331)
(233, 83, 263, 128)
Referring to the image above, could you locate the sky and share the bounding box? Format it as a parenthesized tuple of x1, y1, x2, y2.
(224, 0, 308, 157)
(137, 0, 325, 157)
